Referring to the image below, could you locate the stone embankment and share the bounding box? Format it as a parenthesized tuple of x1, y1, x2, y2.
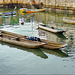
(0, 0, 75, 14)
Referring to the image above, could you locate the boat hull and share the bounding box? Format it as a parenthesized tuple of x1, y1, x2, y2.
(38, 25, 65, 33)
(20, 8, 45, 13)
(62, 17, 75, 24)
(0, 30, 67, 50)
(0, 30, 45, 49)
(0, 37, 45, 48)
(41, 39, 67, 50)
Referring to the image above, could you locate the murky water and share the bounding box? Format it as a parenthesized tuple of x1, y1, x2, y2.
(0, 9, 75, 74)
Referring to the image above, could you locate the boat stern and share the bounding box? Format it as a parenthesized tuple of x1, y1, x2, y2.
(60, 43, 68, 48)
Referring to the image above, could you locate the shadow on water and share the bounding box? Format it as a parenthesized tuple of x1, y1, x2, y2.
(40, 48, 69, 58)
(0, 41, 48, 59)
(38, 29, 67, 40)
(56, 33, 67, 40)
(0, 41, 69, 59)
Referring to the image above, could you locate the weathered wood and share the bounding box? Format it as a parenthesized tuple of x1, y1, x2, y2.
(0, 30, 67, 50)
(38, 24, 66, 33)
(0, 30, 46, 48)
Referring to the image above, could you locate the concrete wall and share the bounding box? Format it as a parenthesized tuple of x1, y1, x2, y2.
(0, 0, 75, 8)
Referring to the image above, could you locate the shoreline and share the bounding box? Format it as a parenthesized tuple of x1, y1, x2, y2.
(0, 3, 75, 14)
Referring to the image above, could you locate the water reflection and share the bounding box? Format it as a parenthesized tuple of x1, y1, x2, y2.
(0, 15, 19, 26)
(19, 13, 36, 25)
(0, 41, 48, 59)
(40, 48, 69, 58)
(38, 29, 67, 41)
(0, 41, 69, 59)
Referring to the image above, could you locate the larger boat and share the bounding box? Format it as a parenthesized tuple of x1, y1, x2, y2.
(0, 30, 67, 50)
(0, 30, 45, 48)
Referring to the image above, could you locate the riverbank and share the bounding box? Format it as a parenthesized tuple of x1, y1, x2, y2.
(45, 6, 75, 14)
(0, 4, 75, 15)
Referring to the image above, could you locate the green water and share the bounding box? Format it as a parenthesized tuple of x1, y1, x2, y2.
(0, 9, 75, 74)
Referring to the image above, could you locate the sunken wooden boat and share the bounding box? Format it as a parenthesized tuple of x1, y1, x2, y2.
(40, 39, 67, 50)
(0, 30, 45, 49)
(2, 11, 16, 16)
(38, 24, 66, 33)
(62, 17, 75, 24)
(0, 30, 67, 50)
(20, 8, 45, 13)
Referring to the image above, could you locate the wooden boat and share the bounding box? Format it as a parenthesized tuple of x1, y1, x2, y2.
(38, 24, 66, 33)
(0, 30, 45, 48)
(2, 11, 16, 16)
(0, 30, 67, 50)
(20, 8, 45, 13)
(40, 39, 67, 50)
(62, 17, 75, 24)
